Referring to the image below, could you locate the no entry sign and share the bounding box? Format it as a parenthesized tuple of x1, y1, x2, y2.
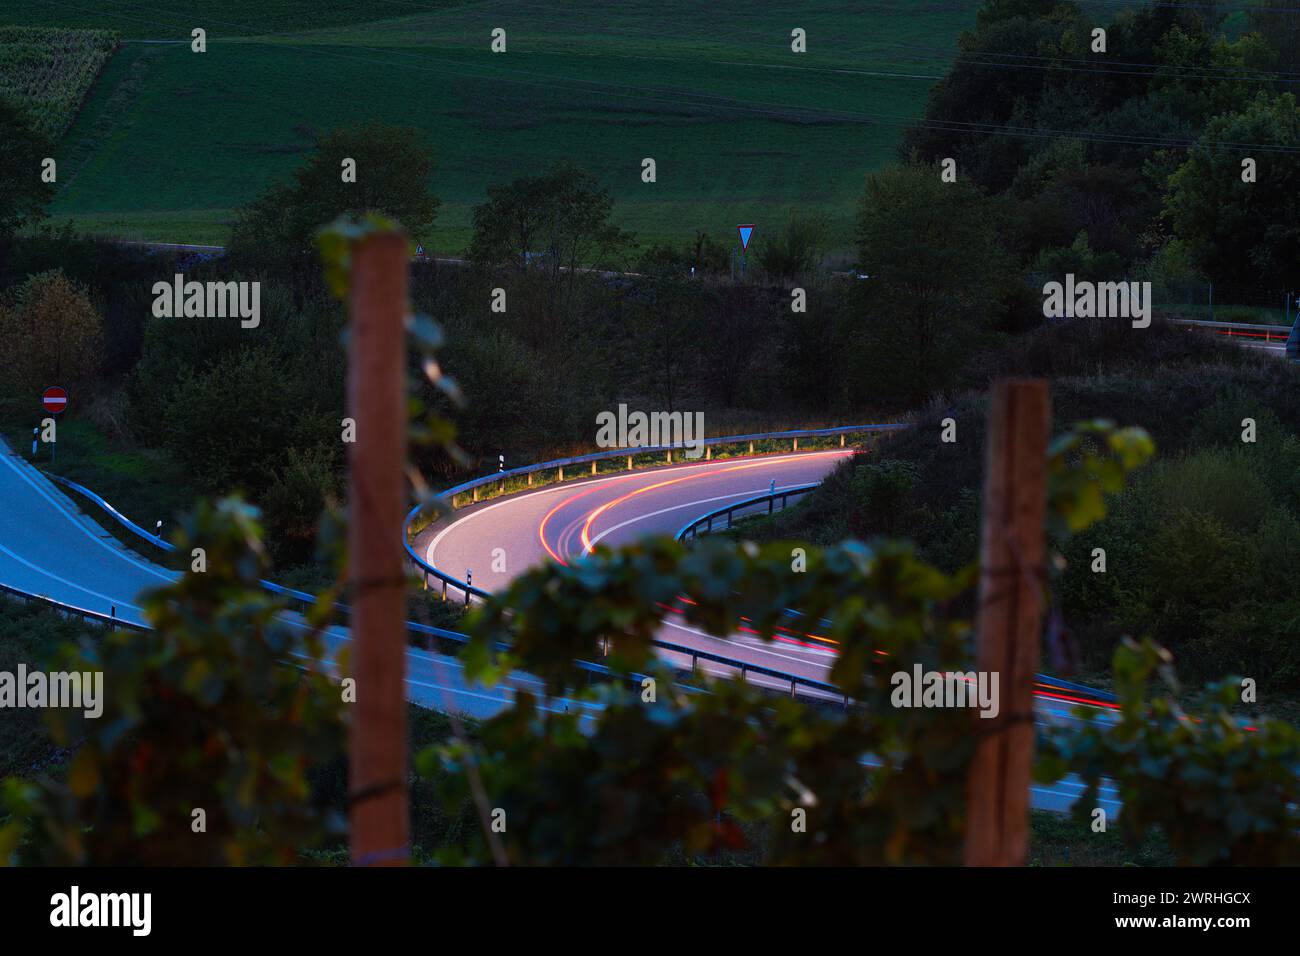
(42, 386, 67, 414)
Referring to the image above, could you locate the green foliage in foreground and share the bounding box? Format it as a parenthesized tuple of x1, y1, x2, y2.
(0, 499, 346, 865)
(446, 538, 979, 865)
(0, 596, 96, 782)
(1039, 638, 1300, 866)
(428, 422, 1158, 865)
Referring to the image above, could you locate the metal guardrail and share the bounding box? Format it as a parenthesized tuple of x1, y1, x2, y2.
(677, 483, 818, 541)
(44, 472, 337, 612)
(651, 634, 845, 701)
(1171, 317, 1290, 335)
(1175, 317, 1294, 356)
(405, 423, 905, 600)
(0, 581, 149, 631)
(434, 423, 904, 506)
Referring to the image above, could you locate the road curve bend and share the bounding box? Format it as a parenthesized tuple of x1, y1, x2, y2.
(0, 437, 1118, 814)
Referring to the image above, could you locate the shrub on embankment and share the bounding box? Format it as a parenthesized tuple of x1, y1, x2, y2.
(747, 321, 1300, 688)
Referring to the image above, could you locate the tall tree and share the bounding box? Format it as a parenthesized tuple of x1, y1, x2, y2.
(227, 122, 439, 293)
(0, 269, 101, 398)
(468, 162, 632, 281)
(854, 165, 1007, 402)
(0, 97, 55, 248)
(1163, 92, 1300, 292)
(1249, 3, 1300, 74)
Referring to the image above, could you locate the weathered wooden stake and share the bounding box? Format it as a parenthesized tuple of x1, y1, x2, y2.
(964, 379, 1049, 867)
(347, 230, 410, 867)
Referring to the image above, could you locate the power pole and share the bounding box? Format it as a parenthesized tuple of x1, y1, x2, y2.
(964, 379, 1050, 867)
(347, 229, 410, 867)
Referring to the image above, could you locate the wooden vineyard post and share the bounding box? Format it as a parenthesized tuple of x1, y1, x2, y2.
(964, 379, 1049, 867)
(347, 229, 410, 867)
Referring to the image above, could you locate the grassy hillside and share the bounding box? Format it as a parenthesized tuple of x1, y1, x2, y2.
(1, 0, 979, 251)
(0, 1, 465, 36)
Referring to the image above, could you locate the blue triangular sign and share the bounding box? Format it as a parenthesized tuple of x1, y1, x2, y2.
(737, 224, 755, 251)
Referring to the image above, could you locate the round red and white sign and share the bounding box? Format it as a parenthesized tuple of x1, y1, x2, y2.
(42, 386, 67, 414)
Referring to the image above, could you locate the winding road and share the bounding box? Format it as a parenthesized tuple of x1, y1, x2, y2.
(0, 436, 1120, 814)
(416, 449, 855, 685)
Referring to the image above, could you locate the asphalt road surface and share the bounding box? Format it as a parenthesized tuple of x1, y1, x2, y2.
(416, 450, 1117, 718)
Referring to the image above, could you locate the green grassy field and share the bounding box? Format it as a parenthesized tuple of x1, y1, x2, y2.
(0, 0, 981, 253)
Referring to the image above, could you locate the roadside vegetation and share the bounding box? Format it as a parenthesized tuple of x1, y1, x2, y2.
(747, 321, 1300, 692)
